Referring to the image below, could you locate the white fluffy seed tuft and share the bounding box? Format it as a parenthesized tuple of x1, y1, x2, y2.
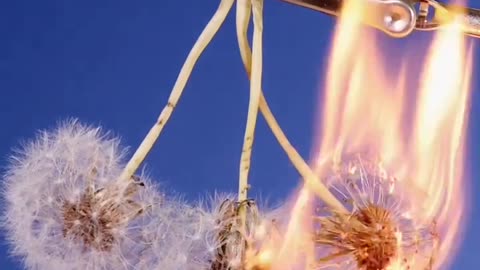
(1, 120, 163, 270)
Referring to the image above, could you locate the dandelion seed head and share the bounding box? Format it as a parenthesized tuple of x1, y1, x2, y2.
(314, 154, 437, 270)
(1, 120, 161, 270)
(131, 192, 218, 270)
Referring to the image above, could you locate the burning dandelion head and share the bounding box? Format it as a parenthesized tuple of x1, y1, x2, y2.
(298, 0, 472, 268)
(1, 120, 160, 269)
(314, 155, 438, 270)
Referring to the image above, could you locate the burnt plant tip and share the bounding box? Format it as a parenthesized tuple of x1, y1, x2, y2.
(315, 204, 400, 270)
(211, 199, 238, 270)
(352, 205, 397, 270)
(210, 199, 261, 270)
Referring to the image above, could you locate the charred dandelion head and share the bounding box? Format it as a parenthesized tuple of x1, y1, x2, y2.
(202, 194, 275, 270)
(314, 155, 438, 270)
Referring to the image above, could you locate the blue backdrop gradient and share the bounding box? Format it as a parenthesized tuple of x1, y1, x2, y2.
(0, 1, 478, 269)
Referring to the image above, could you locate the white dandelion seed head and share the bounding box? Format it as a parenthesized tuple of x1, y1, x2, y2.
(135, 193, 239, 270)
(133, 194, 217, 270)
(1, 119, 162, 270)
(314, 154, 437, 270)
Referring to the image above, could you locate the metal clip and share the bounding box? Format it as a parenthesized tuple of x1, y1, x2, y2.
(415, 0, 480, 38)
(281, 0, 480, 38)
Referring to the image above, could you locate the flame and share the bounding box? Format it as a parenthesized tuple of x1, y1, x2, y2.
(315, 0, 471, 267)
(252, 0, 473, 269)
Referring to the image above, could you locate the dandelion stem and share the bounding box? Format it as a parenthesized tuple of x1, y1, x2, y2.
(119, 0, 235, 181)
(234, 1, 346, 213)
(237, 0, 263, 242)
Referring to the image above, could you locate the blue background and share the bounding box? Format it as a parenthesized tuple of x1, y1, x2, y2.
(0, 0, 478, 269)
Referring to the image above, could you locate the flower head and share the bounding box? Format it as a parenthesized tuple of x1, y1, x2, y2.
(2, 120, 161, 270)
(132, 194, 215, 270)
(314, 154, 437, 270)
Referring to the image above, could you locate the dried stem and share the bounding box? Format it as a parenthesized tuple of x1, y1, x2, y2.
(234, 1, 346, 213)
(119, 0, 236, 181)
(235, 2, 262, 266)
(237, 0, 263, 204)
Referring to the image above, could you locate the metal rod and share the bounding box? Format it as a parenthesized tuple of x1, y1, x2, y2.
(280, 0, 342, 17)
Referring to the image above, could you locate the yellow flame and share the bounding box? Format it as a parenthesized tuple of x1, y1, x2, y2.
(318, 1, 471, 268)
(254, 0, 472, 269)
(412, 21, 473, 265)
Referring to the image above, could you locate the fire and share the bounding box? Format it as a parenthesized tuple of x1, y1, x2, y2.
(251, 0, 473, 269)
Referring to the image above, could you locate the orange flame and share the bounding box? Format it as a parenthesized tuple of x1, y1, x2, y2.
(255, 0, 473, 269)
(316, 0, 471, 268)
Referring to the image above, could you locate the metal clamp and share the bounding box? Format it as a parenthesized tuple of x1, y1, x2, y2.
(281, 0, 480, 38)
